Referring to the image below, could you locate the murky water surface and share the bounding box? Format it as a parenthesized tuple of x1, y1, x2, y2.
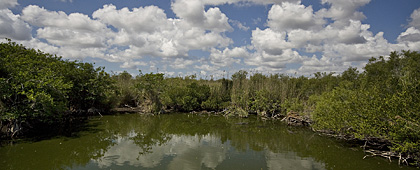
(0, 113, 416, 170)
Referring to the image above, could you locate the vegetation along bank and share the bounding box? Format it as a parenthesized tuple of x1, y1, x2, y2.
(1, 40, 419, 166)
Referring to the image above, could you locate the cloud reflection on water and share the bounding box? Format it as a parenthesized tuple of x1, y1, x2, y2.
(93, 132, 228, 169)
(91, 131, 325, 170)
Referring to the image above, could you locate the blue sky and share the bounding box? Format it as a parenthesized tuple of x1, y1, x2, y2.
(2, 0, 420, 78)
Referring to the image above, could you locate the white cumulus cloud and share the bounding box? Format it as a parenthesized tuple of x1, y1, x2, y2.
(172, 0, 233, 32)
(0, 9, 31, 40)
(397, 8, 420, 51)
(0, 0, 18, 9)
(2, 0, 420, 76)
(246, 49, 304, 70)
(318, 0, 370, 21)
(267, 2, 325, 32)
(409, 8, 420, 29)
(170, 58, 196, 69)
(247, 0, 406, 74)
(93, 5, 171, 34)
(21, 5, 109, 50)
(209, 47, 246, 67)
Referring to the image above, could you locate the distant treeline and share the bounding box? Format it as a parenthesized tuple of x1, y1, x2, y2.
(1, 40, 419, 165)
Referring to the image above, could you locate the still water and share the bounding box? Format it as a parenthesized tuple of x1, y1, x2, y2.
(0, 113, 416, 170)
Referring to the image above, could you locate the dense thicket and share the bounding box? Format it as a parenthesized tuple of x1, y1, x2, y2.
(312, 51, 420, 164)
(0, 40, 115, 137)
(114, 70, 339, 116)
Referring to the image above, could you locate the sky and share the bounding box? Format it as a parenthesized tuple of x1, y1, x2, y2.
(1, 0, 420, 78)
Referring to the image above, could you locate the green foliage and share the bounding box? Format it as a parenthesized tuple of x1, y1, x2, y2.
(0, 39, 115, 136)
(112, 71, 139, 107)
(162, 78, 210, 112)
(281, 97, 304, 114)
(313, 86, 385, 138)
(1, 40, 70, 123)
(227, 70, 339, 116)
(339, 67, 360, 89)
(110, 69, 341, 118)
(312, 51, 420, 162)
(201, 79, 232, 111)
(63, 62, 115, 111)
(183, 82, 210, 111)
(135, 72, 165, 113)
(231, 70, 249, 109)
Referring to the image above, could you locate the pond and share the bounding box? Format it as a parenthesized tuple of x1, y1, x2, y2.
(0, 113, 416, 170)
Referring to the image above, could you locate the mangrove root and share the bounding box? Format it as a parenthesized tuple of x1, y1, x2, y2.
(363, 149, 411, 166)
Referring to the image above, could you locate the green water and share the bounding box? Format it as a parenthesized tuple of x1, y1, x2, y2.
(0, 113, 416, 170)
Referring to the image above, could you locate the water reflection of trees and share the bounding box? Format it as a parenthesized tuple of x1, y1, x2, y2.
(0, 122, 116, 169)
(0, 114, 411, 170)
(117, 114, 406, 170)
